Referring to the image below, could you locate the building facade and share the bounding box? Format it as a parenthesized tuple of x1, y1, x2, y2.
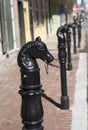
(0, 0, 67, 56)
(23, 0, 51, 42)
(0, 0, 21, 55)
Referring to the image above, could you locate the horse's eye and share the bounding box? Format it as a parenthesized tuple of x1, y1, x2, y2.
(37, 43, 45, 50)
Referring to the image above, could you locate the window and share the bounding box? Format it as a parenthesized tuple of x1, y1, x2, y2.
(28, 0, 33, 25)
(29, 0, 32, 7)
(40, 0, 44, 24)
(35, 0, 39, 25)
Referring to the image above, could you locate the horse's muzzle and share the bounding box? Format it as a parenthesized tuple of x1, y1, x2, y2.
(44, 52, 54, 64)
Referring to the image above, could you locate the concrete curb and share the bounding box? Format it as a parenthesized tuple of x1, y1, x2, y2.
(72, 53, 87, 130)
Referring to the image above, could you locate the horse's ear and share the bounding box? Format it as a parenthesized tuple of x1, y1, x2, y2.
(35, 36, 41, 46)
(35, 37, 42, 47)
(35, 36, 41, 42)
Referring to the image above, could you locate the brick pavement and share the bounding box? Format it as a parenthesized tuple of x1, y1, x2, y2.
(0, 50, 79, 130)
(0, 21, 87, 130)
(0, 18, 85, 130)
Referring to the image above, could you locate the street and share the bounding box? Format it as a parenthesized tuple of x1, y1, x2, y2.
(0, 19, 88, 130)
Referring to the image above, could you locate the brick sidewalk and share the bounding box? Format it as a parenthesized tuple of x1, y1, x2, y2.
(0, 51, 79, 130)
(0, 22, 87, 129)
(40, 52, 79, 130)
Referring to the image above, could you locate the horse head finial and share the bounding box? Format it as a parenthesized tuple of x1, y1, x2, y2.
(29, 37, 54, 64)
(17, 37, 54, 70)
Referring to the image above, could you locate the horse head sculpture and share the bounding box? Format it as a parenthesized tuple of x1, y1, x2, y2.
(17, 37, 54, 90)
(57, 26, 66, 48)
(17, 37, 54, 70)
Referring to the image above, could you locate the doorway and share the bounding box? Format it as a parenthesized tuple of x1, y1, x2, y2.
(28, 0, 34, 40)
(18, 0, 26, 45)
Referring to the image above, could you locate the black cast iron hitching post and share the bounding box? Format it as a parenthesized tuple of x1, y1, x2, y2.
(77, 18, 81, 48)
(64, 24, 72, 70)
(77, 14, 84, 48)
(17, 37, 54, 130)
(57, 26, 69, 109)
(72, 16, 78, 54)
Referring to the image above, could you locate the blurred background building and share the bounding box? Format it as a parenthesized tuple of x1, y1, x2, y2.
(0, 0, 85, 57)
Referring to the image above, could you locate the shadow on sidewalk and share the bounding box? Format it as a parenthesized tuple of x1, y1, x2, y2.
(42, 92, 62, 109)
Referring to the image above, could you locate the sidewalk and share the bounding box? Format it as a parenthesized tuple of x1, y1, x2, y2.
(0, 25, 87, 130)
(72, 53, 87, 130)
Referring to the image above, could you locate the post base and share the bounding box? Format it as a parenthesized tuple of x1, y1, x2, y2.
(67, 63, 72, 71)
(61, 96, 69, 110)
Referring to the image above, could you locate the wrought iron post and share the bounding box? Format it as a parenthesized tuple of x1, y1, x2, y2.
(64, 24, 72, 70)
(57, 26, 69, 109)
(77, 16, 83, 48)
(17, 37, 54, 130)
(72, 16, 77, 54)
